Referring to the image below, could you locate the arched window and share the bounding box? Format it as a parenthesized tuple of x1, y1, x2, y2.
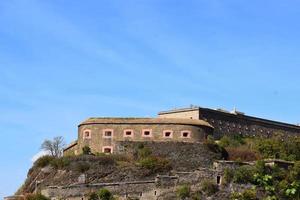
(83, 130, 91, 139)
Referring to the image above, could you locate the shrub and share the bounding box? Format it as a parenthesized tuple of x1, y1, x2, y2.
(75, 161, 90, 173)
(34, 155, 54, 168)
(219, 134, 245, 148)
(230, 189, 257, 200)
(191, 192, 202, 200)
(88, 192, 99, 200)
(138, 147, 152, 159)
(176, 185, 190, 199)
(96, 152, 106, 156)
(233, 165, 256, 184)
(82, 146, 91, 155)
(254, 136, 300, 161)
(97, 188, 114, 200)
(241, 189, 257, 200)
(204, 140, 228, 160)
(109, 154, 132, 162)
(137, 156, 170, 172)
(137, 143, 145, 149)
(288, 161, 300, 182)
(285, 181, 300, 199)
(226, 148, 260, 162)
(223, 168, 234, 184)
(25, 193, 50, 200)
(201, 179, 218, 196)
(50, 157, 70, 169)
(255, 138, 281, 159)
(230, 192, 242, 200)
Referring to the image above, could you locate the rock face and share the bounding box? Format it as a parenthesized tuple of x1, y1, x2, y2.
(18, 141, 226, 199)
(115, 141, 226, 171)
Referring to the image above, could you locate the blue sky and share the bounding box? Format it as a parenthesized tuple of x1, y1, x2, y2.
(1, 0, 300, 198)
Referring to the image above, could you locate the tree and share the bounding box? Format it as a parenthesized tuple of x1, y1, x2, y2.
(97, 188, 114, 200)
(82, 146, 91, 155)
(41, 136, 65, 157)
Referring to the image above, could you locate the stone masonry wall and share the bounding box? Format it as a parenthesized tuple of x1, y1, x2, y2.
(77, 123, 210, 155)
(41, 168, 219, 200)
(199, 108, 300, 139)
(158, 108, 300, 139)
(115, 141, 224, 171)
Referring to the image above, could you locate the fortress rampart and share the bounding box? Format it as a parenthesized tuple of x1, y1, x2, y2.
(159, 107, 300, 138)
(64, 118, 213, 155)
(64, 106, 300, 155)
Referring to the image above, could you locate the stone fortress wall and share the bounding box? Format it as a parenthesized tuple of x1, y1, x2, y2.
(158, 106, 300, 139)
(64, 118, 213, 155)
(64, 106, 300, 155)
(41, 170, 217, 200)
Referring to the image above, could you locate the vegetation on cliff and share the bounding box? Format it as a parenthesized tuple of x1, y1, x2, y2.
(18, 141, 222, 195)
(219, 134, 300, 162)
(17, 135, 300, 200)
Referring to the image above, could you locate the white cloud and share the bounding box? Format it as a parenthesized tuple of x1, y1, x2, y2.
(31, 150, 50, 162)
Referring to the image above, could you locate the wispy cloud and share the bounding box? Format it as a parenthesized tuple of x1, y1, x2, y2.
(31, 150, 49, 162)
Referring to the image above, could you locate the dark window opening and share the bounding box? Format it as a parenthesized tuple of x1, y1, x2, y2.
(104, 131, 112, 137)
(125, 131, 132, 136)
(182, 132, 189, 137)
(165, 132, 171, 137)
(104, 148, 112, 154)
(217, 176, 221, 185)
(144, 131, 150, 136)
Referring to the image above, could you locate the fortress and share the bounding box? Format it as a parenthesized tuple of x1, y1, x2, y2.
(10, 106, 300, 200)
(64, 106, 300, 155)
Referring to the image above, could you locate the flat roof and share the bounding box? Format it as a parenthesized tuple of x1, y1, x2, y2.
(159, 106, 300, 131)
(79, 117, 213, 128)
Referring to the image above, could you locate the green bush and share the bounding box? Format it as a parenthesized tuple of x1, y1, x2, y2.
(201, 179, 218, 196)
(230, 192, 242, 200)
(176, 185, 190, 199)
(233, 165, 256, 184)
(191, 192, 202, 200)
(223, 168, 234, 184)
(230, 189, 257, 200)
(25, 193, 50, 200)
(219, 134, 245, 148)
(226, 147, 260, 162)
(138, 147, 152, 159)
(50, 157, 70, 169)
(288, 161, 300, 182)
(204, 140, 228, 160)
(34, 155, 54, 168)
(75, 161, 90, 173)
(88, 192, 99, 200)
(137, 143, 145, 149)
(241, 189, 257, 200)
(254, 136, 300, 161)
(82, 146, 91, 155)
(137, 156, 170, 172)
(97, 188, 114, 200)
